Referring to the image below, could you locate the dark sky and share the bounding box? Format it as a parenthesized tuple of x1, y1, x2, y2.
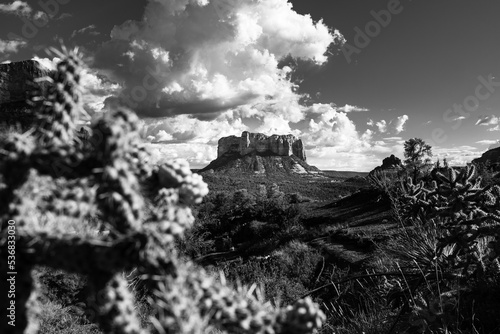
(1, 0, 500, 170)
(290, 0, 500, 147)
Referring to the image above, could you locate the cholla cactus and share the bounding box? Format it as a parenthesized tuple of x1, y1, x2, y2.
(399, 164, 500, 268)
(0, 48, 325, 334)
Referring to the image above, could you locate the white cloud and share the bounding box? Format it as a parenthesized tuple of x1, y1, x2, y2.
(0, 1, 46, 21)
(476, 140, 497, 145)
(144, 112, 247, 145)
(0, 1, 32, 17)
(489, 141, 500, 150)
(94, 0, 344, 118)
(336, 104, 368, 113)
(71, 24, 100, 38)
(0, 39, 27, 54)
(476, 115, 500, 126)
(370, 115, 409, 134)
(488, 126, 500, 132)
(375, 120, 387, 133)
(33, 56, 121, 115)
(475, 140, 500, 150)
(393, 115, 409, 133)
(432, 145, 482, 166)
(147, 142, 218, 168)
(155, 130, 173, 142)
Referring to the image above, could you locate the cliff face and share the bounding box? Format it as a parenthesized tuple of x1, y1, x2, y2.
(0, 60, 52, 128)
(201, 131, 317, 175)
(217, 131, 307, 161)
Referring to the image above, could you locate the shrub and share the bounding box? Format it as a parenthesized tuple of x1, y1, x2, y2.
(398, 164, 500, 271)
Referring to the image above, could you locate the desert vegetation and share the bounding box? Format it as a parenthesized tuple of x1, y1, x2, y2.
(1, 49, 500, 334)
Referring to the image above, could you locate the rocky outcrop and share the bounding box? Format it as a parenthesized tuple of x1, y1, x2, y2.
(0, 60, 52, 128)
(217, 131, 307, 161)
(369, 154, 403, 174)
(472, 147, 500, 170)
(201, 131, 317, 175)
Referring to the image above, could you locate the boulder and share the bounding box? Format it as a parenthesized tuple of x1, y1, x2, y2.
(0, 60, 52, 128)
(217, 131, 307, 162)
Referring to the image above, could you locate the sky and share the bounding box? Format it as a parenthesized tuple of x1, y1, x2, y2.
(1, 0, 500, 171)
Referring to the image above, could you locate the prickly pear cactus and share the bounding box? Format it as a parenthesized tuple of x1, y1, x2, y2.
(0, 48, 325, 334)
(400, 165, 500, 267)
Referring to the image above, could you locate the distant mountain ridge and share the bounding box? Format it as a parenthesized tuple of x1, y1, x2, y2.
(200, 131, 320, 175)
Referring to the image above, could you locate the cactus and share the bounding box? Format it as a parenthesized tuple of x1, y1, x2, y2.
(0, 48, 325, 334)
(399, 164, 500, 269)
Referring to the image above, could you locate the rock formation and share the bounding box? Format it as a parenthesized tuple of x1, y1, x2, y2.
(217, 131, 307, 161)
(473, 147, 500, 170)
(369, 154, 403, 175)
(201, 131, 317, 175)
(0, 60, 52, 128)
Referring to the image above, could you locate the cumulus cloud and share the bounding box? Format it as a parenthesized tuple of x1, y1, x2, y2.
(81, 0, 418, 171)
(33, 56, 122, 115)
(0, 1, 47, 21)
(144, 112, 247, 145)
(475, 115, 500, 131)
(93, 0, 343, 119)
(476, 115, 500, 126)
(375, 120, 387, 133)
(0, 39, 27, 54)
(154, 130, 174, 142)
(369, 115, 409, 134)
(147, 142, 218, 168)
(0, 1, 32, 17)
(302, 103, 368, 149)
(393, 115, 409, 133)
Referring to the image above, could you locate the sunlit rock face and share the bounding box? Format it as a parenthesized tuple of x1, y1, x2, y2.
(217, 131, 307, 161)
(202, 131, 317, 175)
(0, 60, 52, 128)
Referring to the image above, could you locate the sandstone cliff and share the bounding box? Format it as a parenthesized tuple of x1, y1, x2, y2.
(0, 60, 52, 128)
(201, 131, 317, 175)
(217, 131, 307, 161)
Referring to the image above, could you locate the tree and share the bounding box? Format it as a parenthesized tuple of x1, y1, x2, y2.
(404, 138, 433, 182)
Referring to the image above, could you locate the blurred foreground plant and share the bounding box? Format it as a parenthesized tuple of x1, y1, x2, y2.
(0, 47, 325, 334)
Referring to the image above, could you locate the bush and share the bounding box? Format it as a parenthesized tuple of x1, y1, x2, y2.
(221, 241, 322, 305)
(190, 184, 304, 254)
